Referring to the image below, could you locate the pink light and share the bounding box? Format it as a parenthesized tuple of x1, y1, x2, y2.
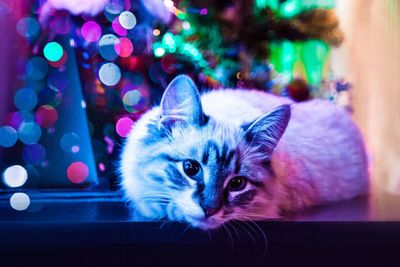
(35, 105, 58, 128)
(47, 50, 68, 68)
(112, 17, 127, 36)
(81, 21, 102, 43)
(71, 145, 80, 153)
(116, 117, 134, 138)
(200, 8, 208, 15)
(104, 136, 114, 154)
(67, 161, 89, 184)
(114, 37, 133, 58)
(98, 163, 106, 172)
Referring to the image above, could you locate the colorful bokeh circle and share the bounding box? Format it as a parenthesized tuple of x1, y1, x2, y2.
(99, 63, 121, 86)
(0, 126, 18, 148)
(13, 88, 37, 111)
(118, 11, 136, 30)
(18, 121, 41, 144)
(116, 117, 134, 138)
(2, 165, 28, 188)
(67, 162, 89, 184)
(114, 37, 133, 57)
(10, 192, 30, 211)
(35, 105, 58, 128)
(81, 21, 102, 42)
(98, 34, 119, 61)
(60, 132, 80, 153)
(43, 42, 64, 62)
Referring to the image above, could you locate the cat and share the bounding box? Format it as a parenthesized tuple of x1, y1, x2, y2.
(120, 75, 369, 230)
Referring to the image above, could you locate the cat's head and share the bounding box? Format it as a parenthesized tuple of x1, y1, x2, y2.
(124, 75, 290, 229)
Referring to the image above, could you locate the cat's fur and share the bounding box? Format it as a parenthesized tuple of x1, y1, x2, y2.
(120, 75, 369, 229)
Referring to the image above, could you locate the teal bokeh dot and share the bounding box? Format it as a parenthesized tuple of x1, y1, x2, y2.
(43, 42, 63, 62)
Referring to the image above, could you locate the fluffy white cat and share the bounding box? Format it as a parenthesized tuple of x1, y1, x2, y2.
(120, 75, 369, 229)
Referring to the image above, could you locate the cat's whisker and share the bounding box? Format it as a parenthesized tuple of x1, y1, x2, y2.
(239, 215, 268, 257)
(180, 223, 192, 237)
(207, 229, 213, 242)
(225, 221, 240, 242)
(222, 224, 235, 250)
(159, 217, 172, 230)
(232, 220, 256, 244)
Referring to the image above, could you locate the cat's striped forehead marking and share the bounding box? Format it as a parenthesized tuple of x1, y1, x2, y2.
(201, 140, 236, 171)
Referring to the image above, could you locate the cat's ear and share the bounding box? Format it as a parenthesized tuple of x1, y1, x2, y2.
(243, 105, 291, 155)
(158, 75, 206, 130)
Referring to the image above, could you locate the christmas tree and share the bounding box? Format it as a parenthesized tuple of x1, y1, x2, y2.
(0, 0, 352, 189)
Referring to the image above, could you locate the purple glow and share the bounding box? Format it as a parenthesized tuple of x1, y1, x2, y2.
(112, 17, 127, 36)
(81, 21, 102, 43)
(200, 8, 208, 15)
(116, 117, 134, 138)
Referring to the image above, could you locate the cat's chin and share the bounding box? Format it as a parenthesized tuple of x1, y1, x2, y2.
(185, 216, 223, 230)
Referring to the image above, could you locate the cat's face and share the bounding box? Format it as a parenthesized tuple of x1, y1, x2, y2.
(124, 75, 290, 230)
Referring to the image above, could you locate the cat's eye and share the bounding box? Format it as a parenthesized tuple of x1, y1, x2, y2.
(227, 176, 247, 191)
(183, 160, 201, 178)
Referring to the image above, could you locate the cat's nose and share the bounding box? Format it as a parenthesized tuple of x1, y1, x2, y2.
(203, 207, 220, 218)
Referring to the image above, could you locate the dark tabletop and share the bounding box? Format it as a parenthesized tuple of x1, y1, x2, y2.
(1, 189, 400, 266)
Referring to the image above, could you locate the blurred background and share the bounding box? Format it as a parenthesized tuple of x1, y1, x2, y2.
(333, 0, 400, 195)
(0, 0, 399, 213)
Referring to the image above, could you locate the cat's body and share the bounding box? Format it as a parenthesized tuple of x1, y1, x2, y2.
(120, 75, 369, 229)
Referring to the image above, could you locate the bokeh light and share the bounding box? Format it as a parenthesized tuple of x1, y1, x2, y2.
(116, 117, 134, 137)
(98, 34, 119, 60)
(99, 63, 121, 86)
(118, 11, 136, 30)
(2, 165, 28, 188)
(13, 88, 37, 111)
(60, 132, 80, 153)
(26, 57, 48, 80)
(122, 90, 144, 113)
(112, 17, 127, 36)
(0, 126, 18, 148)
(98, 163, 106, 172)
(114, 37, 133, 57)
(153, 29, 161, 36)
(23, 144, 46, 165)
(35, 105, 58, 128)
(5, 111, 35, 129)
(10, 192, 30, 211)
(18, 121, 41, 144)
(67, 162, 89, 184)
(153, 42, 166, 57)
(43, 42, 64, 62)
(123, 90, 141, 106)
(81, 21, 102, 42)
(104, 1, 124, 22)
(16, 17, 40, 38)
(47, 50, 68, 68)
